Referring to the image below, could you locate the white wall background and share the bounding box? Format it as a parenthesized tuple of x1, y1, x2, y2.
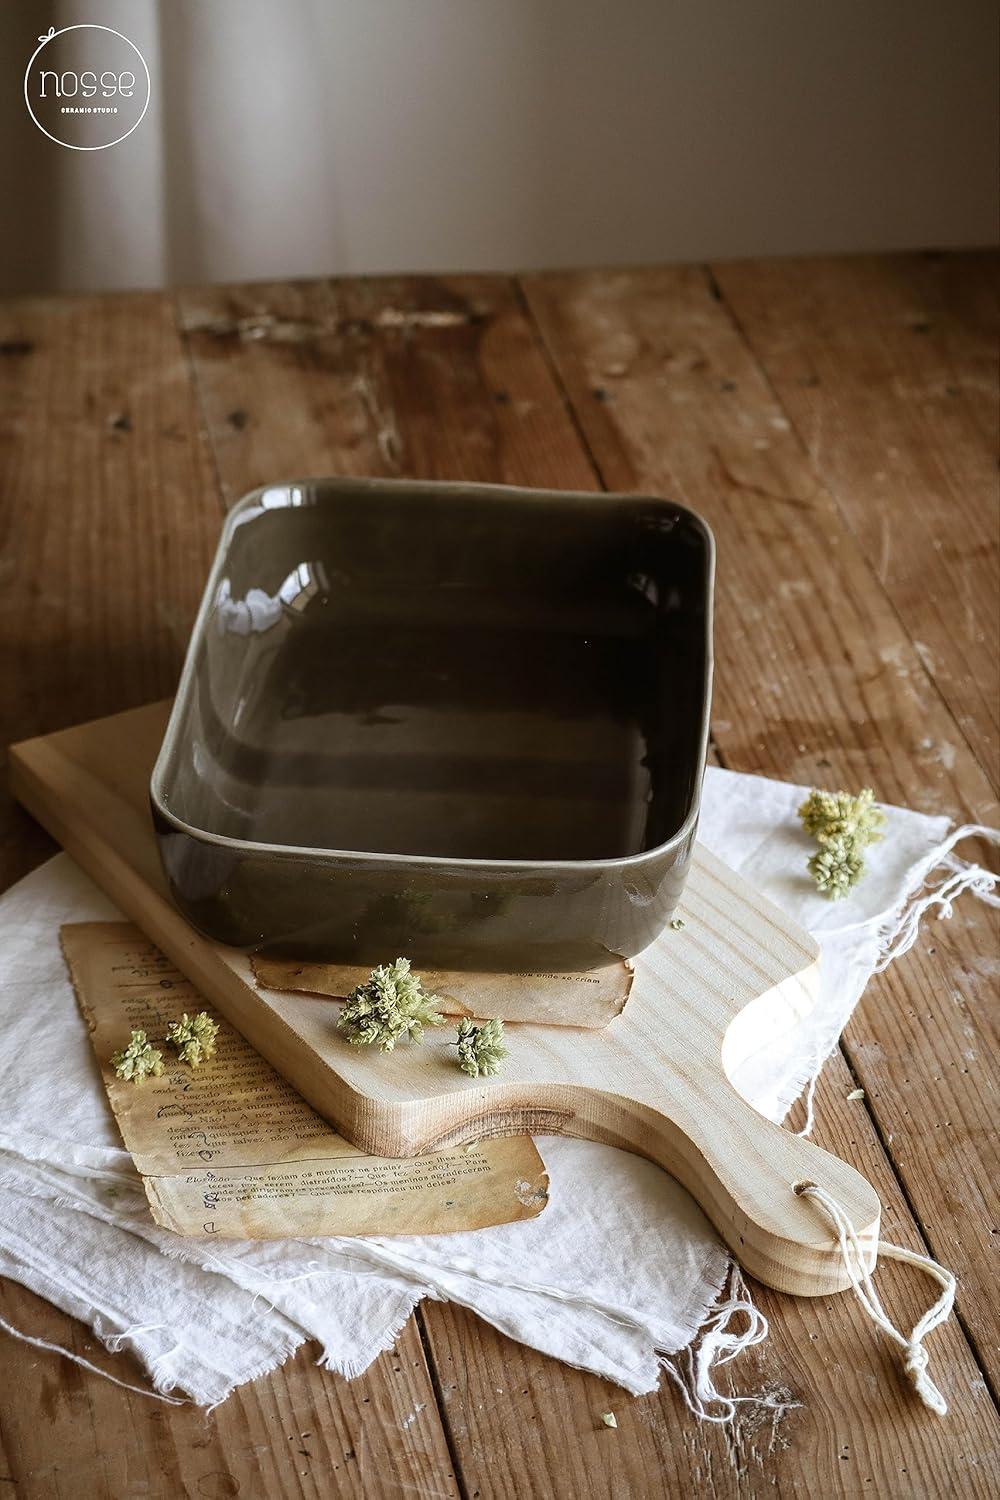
(2, 0, 997, 294)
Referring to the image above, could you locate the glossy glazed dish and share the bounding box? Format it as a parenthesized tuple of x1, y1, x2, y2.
(151, 477, 714, 971)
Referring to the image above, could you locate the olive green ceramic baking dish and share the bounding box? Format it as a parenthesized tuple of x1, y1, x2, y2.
(151, 477, 714, 971)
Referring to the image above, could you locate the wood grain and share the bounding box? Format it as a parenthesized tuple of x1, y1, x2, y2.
(522, 262, 1000, 1385)
(0, 290, 218, 892)
(522, 265, 998, 818)
(713, 253, 1000, 790)
(176, 264, 999, 1495)
(0, 1281, 458, 1500)
(839, 893, 1000, 1393)
(177, 276, 598, 506)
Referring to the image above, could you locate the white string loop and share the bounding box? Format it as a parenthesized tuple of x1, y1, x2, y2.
(104, 1320, 170, 1352)
(797, 1183, 956, 1416)
(658, 1265, 781, 1424)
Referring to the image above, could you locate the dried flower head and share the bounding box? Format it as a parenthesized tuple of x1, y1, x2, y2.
(798, 787, 885, 848)
(455, 1016, 508, 1078)
(799, 787, 885, 900)
(338, 958, 444, 1051)
(808, 840, 866, 899)
(110, 1029, 164, 1083)
(165, 1011, 220, 1067)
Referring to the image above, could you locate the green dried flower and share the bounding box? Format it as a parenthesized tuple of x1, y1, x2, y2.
(110, 1029, 164, 1083)
(338, 958, 444, 1051)
(799, 787, 885, 899)
(808, 838, 866, 898)
(455, 1016, 508, 1078)
(669, 917, 685, 931)
(601, 1411, 618, 1429)
(165, 1011, 220, 1067)
(798, 787, 885, 848)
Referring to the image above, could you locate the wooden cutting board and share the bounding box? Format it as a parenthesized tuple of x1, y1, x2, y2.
(10, 701, 881, 1296)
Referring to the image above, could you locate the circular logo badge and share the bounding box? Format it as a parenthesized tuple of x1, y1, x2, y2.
(24, 24, 150, 150)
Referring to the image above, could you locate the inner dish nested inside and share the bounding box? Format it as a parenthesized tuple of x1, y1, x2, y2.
(161, 485, 710, 863)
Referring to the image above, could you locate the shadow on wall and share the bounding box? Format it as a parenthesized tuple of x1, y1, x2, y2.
(1, 2, 64, 292)
(3, 0, 999, 295)
(3, 0, 169, 291)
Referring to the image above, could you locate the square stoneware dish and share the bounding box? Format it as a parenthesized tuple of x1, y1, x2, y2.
(151, 477, 714, 972)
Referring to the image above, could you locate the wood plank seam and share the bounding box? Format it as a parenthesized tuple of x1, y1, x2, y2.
(171, 287, 230, 524)
(509, 276, 614, 492)
(414, 1307, 472, 1500)
(837, 1037, 999, 1409)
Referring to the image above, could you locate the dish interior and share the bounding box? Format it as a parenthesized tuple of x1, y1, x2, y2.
(158, 483, 710, 863)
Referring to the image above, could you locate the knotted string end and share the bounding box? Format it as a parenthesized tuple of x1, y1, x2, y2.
(796, 1181, 955, 1417)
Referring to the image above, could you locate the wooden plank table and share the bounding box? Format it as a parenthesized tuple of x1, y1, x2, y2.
(1, 253, 997, 1499)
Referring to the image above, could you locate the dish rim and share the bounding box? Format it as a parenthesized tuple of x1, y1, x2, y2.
(150, 475, 715, 874)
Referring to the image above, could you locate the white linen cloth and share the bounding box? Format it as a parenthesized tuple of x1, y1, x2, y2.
(0, 768, 994, 1407)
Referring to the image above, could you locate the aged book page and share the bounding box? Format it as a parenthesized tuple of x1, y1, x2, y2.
(61, 921, 548, 1240)
(253, 955, 633, 1029)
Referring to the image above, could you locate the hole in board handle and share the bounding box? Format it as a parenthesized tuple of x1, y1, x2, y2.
(792, 1179, 817, 1196)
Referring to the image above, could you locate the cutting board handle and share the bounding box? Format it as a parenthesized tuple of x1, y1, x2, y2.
(585, 1075, 880, 1297)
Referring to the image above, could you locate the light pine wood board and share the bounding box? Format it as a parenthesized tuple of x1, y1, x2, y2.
(11, 698, 881, 1297)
